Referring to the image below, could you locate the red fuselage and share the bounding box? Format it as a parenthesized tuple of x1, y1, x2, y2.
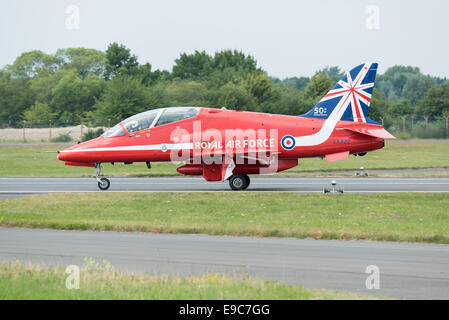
(58, 107, 386, 180)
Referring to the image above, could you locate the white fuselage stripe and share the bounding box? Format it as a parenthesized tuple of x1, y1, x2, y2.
(294, 89, 351, 147)
(60, 143, 193, 153)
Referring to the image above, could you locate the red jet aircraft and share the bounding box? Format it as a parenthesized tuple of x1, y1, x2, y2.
(58, 63, 395, 190)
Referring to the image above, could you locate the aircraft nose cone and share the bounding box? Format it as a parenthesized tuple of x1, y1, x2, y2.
(58, 147, 77, 162)
(57, 149, 74, 162)
(57, 138, 101, 163)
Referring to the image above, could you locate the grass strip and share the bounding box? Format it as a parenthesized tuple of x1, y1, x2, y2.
(1, 192, 448, 243)
(0, 262, 383, 300)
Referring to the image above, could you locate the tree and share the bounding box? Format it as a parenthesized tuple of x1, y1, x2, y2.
(209, 50, 257, 73)
(304, 73, 333, 102)
(203, 50, 260, 87)
(376, 65, 422, 102)
(164, 80, 209, 106)
(94, 76, 164, 122)
(0, 71, 35, 121)
(242, 71, 273, 104)
(260, 85, 309, 115)
(56, 48, 107, 78)
(418, 83, 449, 117)
(137, 63, 168, 85)
(22, 102, 56, 122)
(369, 88, 391, 121)
(104, 43, 139, 78)
(172, 50, 212, 80)
(7, 50, 61, 79)
(315, 66, 343, 83)
(279, 76, 310, 91)
(29, 69, 68, 106)
(402, 75, 434, 105)
(388, 100, 414, 117)
(50, 70, 105, 118)
(214, 82, 255, 110)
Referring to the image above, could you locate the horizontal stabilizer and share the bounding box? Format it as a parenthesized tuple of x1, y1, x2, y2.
(343, 125, 396, 139)
(326, 151, 349, 162)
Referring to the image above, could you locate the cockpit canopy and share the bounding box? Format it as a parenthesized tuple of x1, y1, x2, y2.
(102, 107, 200, 138)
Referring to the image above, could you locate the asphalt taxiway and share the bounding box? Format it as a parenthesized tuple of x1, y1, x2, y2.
(0, 177, 449, 198)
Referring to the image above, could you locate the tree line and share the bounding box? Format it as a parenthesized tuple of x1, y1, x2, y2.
(0, 43, 448, 126)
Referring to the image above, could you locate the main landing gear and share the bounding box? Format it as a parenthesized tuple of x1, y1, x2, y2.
(95, 163, 110, 190)
(228, 174, 250, 191)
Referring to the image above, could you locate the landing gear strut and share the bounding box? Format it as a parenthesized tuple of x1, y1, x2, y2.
(228, 174, 250, 191)
(95, 163, 110, 190)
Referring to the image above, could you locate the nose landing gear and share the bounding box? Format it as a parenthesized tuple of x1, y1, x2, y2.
(98, 177, 110, 190)
(95, 163, 110, 190)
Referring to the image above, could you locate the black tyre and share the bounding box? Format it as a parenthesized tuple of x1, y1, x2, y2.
(229, 174, 248, 191)
(98, 177, 110, 190)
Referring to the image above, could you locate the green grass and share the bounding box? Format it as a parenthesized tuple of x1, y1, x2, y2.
(0, 140, 60, 144)
(0, 262, 381, 300)
(1, 193, 448, 243)
(0, 143, 448, 177)
(0, 145, 180, 177)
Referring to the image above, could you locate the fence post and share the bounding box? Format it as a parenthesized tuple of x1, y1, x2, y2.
(401, 116, 407, 134)
(445, 116, 449, 139)
(22, 120, 26, 142)
(381, 117, 384, 127)
(424, 115, 429, 134)
(49, 120, 52, 141)
(80, 118, 83, 139)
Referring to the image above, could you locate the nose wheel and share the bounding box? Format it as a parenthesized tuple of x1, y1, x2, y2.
(95, 163, 110, 190)
(98, 177, 110, 190)
(228, 174, 250, 191)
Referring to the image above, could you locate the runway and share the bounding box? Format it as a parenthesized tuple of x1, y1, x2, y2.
(1, 227, 448, 299)
(1, 177, 449, 198)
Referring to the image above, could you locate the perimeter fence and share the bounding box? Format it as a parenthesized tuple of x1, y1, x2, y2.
(0, 115, 448, 142)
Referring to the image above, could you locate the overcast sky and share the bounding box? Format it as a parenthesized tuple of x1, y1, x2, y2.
(1, 0, 448, 78)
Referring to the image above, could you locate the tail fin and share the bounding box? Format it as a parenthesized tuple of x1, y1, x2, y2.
(302, 63, 378, 124)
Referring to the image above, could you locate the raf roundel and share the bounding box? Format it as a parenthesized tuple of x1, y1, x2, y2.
(281, 135, 296, 150)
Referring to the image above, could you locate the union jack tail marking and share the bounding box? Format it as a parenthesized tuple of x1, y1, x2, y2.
(302, 63, 378, 124)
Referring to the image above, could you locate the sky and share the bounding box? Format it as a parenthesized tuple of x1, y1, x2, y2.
(1, 0, 448, 78)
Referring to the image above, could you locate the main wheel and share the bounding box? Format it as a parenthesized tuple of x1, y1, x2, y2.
(98, 177, 110, 190)
(229, 174, 249, 191)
